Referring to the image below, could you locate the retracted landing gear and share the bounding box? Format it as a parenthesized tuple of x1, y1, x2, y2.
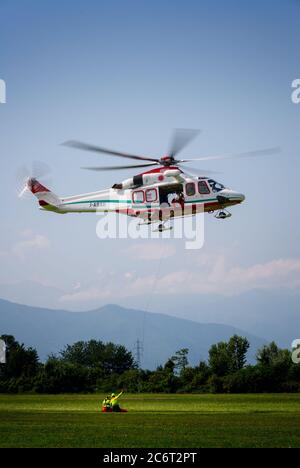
(214, 209, 232, 219)
(137, 219, 173, 231)
(138, 220, 152, 226)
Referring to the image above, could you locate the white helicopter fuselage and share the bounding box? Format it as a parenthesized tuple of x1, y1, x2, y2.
(28, 167, 245, 222)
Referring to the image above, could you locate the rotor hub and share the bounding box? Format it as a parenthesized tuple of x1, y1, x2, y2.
(159, 156, 176, 166)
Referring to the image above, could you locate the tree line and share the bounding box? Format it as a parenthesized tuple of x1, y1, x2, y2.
(0, 334, 299, 393)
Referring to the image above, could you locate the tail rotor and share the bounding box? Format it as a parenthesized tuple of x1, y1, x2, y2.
(16, 162, 52, 199)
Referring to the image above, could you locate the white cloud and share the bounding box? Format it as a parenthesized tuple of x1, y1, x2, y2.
(146, 257, 300, 295)
(12, 233, 50, 258)
(126, 242, 176, 261)
(59, 286, 111, 303)
(221, 258, 300, 292)
(124, 272, 134, 280)
(123, 257, 300, 296)
(58, 256, 300, 305)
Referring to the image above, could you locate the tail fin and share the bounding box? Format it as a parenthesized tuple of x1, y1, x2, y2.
(28, 178, 62, 211)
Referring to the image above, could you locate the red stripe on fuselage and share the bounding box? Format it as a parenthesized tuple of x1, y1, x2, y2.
(138, 166, 182, 176)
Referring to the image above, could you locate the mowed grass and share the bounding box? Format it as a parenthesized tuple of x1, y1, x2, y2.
(0, 393, 300, 448)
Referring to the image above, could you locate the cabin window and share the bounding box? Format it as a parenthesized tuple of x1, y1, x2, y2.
(133, 190, 144, 203)
(198, 180, 210, 195)
(185, 182, 196, 197)
(145, 188, 157, 203)
(208, 179, 225, 192)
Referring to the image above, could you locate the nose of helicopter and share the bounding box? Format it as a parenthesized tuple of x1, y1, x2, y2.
(235, 192, 245, 203)
(217, 189, 245, 205)
(229, 191, 245, 204)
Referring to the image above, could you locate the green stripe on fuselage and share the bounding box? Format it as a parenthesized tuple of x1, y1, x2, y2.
(61, 197, 241, 207)
(61, 199, 132, 206)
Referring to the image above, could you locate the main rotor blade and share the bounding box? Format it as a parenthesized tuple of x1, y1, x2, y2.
(81, 163, 158, 171)
(179, 164, 220, 175)
(63, 140, 159, 163)
(180, 146, 281, 163)
(169, 128, 201, 158)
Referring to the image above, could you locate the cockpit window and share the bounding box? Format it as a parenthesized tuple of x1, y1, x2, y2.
(208, 179, 225, 192)
(198, 180, 210, 195)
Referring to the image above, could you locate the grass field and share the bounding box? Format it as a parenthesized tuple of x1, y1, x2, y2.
(0, 393, 300, 448)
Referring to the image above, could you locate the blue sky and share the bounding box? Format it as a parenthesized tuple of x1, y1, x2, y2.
(0, 0, 299, 313)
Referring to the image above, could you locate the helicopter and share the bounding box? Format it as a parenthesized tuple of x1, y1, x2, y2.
(21, 129, 279, 231)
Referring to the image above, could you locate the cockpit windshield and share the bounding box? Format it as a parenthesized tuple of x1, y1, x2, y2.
(207, 179, 225, 193)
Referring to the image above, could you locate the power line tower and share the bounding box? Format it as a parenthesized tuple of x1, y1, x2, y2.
(134, 339, 144, 368)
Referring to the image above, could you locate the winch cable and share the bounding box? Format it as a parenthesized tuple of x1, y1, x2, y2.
(140, 243, 168, 367)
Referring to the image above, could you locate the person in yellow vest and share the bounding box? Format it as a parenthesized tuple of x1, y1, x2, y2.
(110, 390, 127, 412)
(101, 395, 112, 412)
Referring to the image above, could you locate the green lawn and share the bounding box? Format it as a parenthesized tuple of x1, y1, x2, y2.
(0, 393, 299, 448)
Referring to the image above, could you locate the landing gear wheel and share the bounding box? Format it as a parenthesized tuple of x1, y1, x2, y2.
(214, 209, 232, 219)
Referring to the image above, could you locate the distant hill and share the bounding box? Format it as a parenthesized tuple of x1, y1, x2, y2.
(0, 299, 266, 369)
(0, 282, 298, 349)
(135, 289, 300, 349)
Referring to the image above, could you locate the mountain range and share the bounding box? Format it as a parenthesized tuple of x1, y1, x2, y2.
(0, 298, 267, 369)
(0, 281, 298, 349)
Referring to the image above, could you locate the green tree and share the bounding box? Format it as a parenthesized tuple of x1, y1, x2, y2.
(190, 361, 211, 391)
(256, 342, 292, 391)
(171, 348, 189, 375)
(60, 340, 135, 375)
(0, 335, 39, 379)
(35, 357, 89, 393)
(208, 341, 231, 376)
(163, 358, 175, 373)
(146, 367, 178, 393)
(227, 335, 250, 372)
(256, 342, 284, 366)
(60, 340, 105, 367)
(209, 335, 249, 376)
